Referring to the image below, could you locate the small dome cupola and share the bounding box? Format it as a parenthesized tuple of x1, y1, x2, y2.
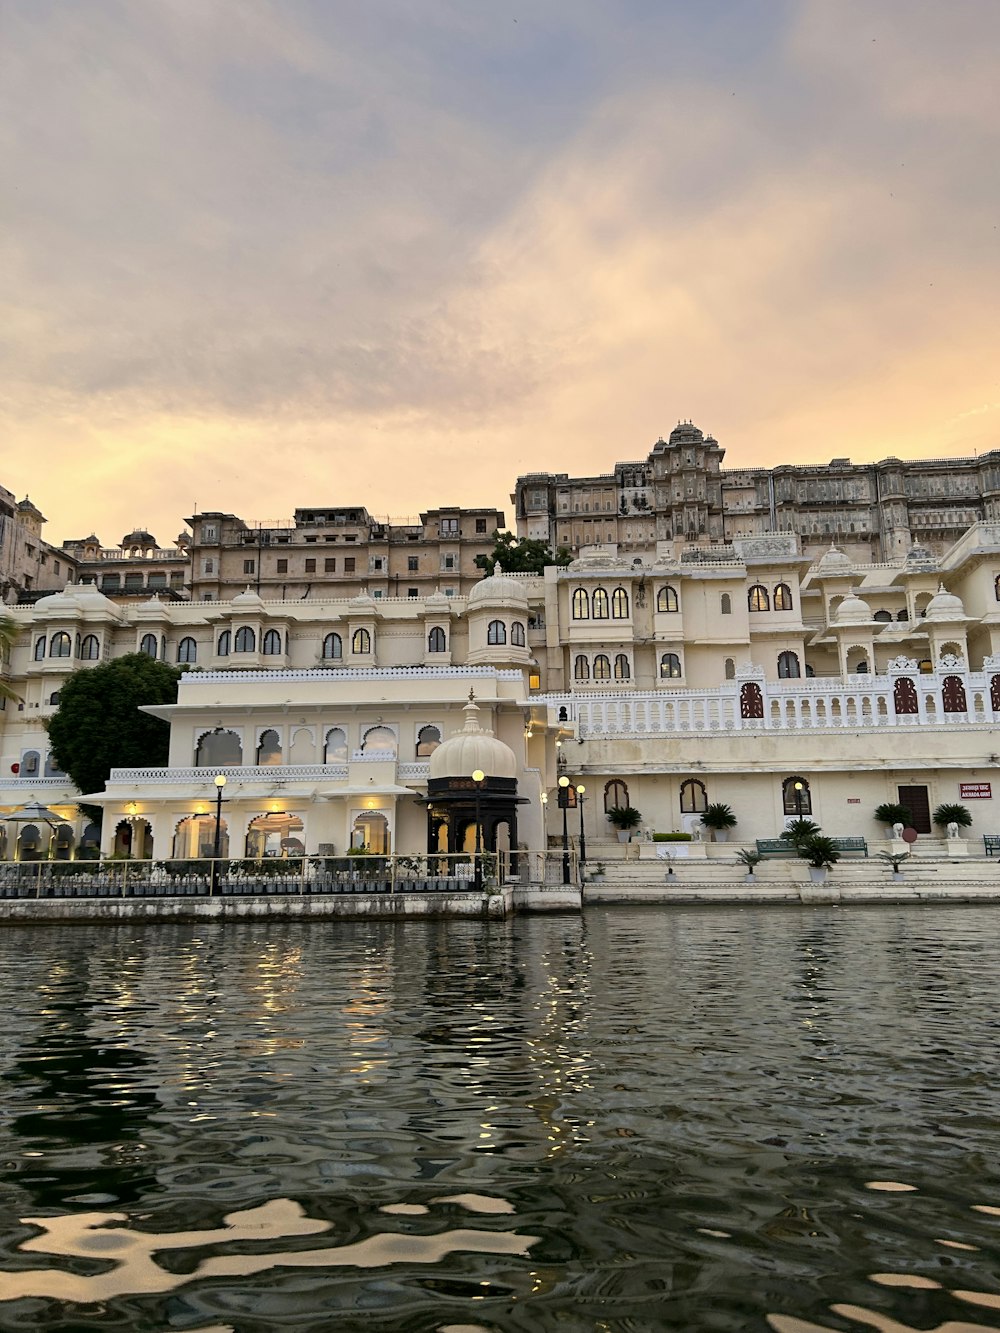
(834, 590, 873, 624)
(429, 692, 517, 781)
(816, 544, 853, 574)
(924, 583, 966, 621)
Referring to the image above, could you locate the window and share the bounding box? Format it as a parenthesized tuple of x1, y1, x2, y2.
(511, 621, 526, 647)
(50, 632, 72, 658)
(773, 583, 793, 610)
(782, 776, 812, 815)
(660, 652, 682, 679)
(918, 659, 933, 673)
(680, 778, 708, 813)
(408, 556, 418, 572)
(177, 636, 197, 664)
(262, 629, 281, 655)
(407, 588, 418, 598)
(475, 518, 488, 534)
(234, 626, 256, 653)
(373, 558, 383, 571)
(748, 585, 770, 611)
(740, 682, 764, 718)
(352, 628, 371, 654)
(571, 587, 590, 619)
(362, 725, 396, 754)
(777, 651, 801, 678)
(657, 586, 679, 613)
(256, 728, 282, 765)
(276, 558, 288, 574)
(22, 751, 39, 775)
(592, 587, 609, 619)
(136, 633, 157, 658)
(79, 634, 100, 660)
(995, 574, 1000, 602)
(574, 654, 590, 680)
(324, 727, 347, 763)
(441, 518, 459, 535)
(203, 524, 217, 541)
(873, 610, 892, 623)
(443, 555, 456, 570)
(243, 559, 256, 575)
(305, 558, 316, 574)
(33, 637, 46, 661)
(325, 558, 336, 573)
(194, 728, 242, 767)
(322, 631, 342, 660)
(611, 586, 629, 618)
(344, 557, 355, 573)
(724, 657, 736, 680)
(487, 620, 507, 644)
(203, 558, 214, 575)
(48, 691, 60, 706)
(529, 670, 541, 691)
(217, 630, 231, 657)
(593, 654, 612, 680)
(614, 653, 630, 680)
(428, 626, 447, 653)
(605, 780, 629, 813)
(720, 593, 731, 615)
(416, 724, 441, 756)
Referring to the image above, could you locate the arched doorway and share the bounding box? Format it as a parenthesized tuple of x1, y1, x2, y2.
(52, 823, 75, 861)
(16, 823, 47, 861)
(246, 813, 305, 859)
(173, 814, 228, 859)
(351, 811, 390, 854)
(113, 819, 153, 859)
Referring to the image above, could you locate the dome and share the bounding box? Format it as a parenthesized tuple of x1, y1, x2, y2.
(32, 585, 75, 612)
(424, 589, 451, 613)
(816, 544, 853, 574)
(347, 589, 378, 613)
(924, 583, 965, 621)
(429, 694, 517, 780)
(668, 421, 705, 445)
(906, 544, 938, 569)
(467, 564, 529, 607)
(121, 529, 158, 549)
(231, 586, 265, 611)
(834, 591, 872, 624)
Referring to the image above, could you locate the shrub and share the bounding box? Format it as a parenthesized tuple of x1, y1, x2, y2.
(797, 835, 841, 869)
(652, 832, 692, 842)
(606, 806, 642, 831)
(780, 818, 822, 846)
(874, 802, 912, 826)
(932, 803, 972, 830)
(700, 803, 737, 831)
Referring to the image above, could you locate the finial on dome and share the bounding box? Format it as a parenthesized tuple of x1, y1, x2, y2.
(462, 693, 486, 733)
(493, 561, 501, 577)
(468, 688, 476, 703)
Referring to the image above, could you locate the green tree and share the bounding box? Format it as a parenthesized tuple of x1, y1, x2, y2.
(0, 615, 20, 705)
(474, 530, 572, 576)
(47, 654, 182, 820)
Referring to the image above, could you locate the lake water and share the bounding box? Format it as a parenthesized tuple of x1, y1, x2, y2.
(0, 906, 998, 1332)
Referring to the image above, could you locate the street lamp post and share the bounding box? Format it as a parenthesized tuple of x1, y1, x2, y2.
(794, 780, 804, 820)
(211, 774, 227, 895)
(558, 775, 571, 884)
(577, 782, 587, 866)
(472, 768, 485, 890)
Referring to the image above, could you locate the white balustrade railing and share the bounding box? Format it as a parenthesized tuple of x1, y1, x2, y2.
(108, 764, 350, 785)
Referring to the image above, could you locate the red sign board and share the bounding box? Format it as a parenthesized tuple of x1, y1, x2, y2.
(846, 798, 861, 804)
(960, 782, 992, 799)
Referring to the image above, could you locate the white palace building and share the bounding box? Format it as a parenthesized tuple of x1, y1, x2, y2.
(4, 520, 1000, 866)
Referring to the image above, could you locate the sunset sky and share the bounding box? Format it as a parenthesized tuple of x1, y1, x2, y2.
(2, 1, 999, 546)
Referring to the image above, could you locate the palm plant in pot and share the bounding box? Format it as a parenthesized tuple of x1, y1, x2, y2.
(700, 802, 737, 843)
(606, 805, 642, 843)
(736, 847, 761, 882)
(932, 802, 972, 839)
(873, 801, 911, 836)
(780, 818, 822, 848)
(797, 834, 840, 884)
(876, 849, 909, 881)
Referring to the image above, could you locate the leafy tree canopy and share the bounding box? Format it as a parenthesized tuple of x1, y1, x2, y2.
(474, 530, 572, 576)
(47, 654, 182, 817)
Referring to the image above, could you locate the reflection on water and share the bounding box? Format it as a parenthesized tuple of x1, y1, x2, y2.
(0, 909, 997, 1330)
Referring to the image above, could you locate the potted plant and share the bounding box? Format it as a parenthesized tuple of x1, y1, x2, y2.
(780, 818, 822, 847)
(876, 850, 909, 882)
(606, 806, 642, 843)
(587, 861, 607, 883)
(700, 803, 737, 842)
(797, 834, 840, 884)
(736, 847, 761, 883)
(932, 803, 972, 839)
(874, 801, 911, 835)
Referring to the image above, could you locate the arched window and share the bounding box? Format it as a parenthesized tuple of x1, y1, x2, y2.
(80, 634, 100, 660)
(942, 675, 967, 713)
(680, 778, 708, 813)
(777, 651, 801, 679)
(352, 628, 371, 654)
(48, 691, 60, 706)
(592, 587, 609, 619)
(995, 574, 1000, 602)
(416, 724, 441, 757)
(894, 677, 918, 714)
(574, 654, 590, 680)
(21, 750, 39, 776)
(571, 587, 589, 619)
(748, 585, 769, 612)
(324, 726, 347, 763)
(217, 630, 231, 657)
(262, 628, 282, 655)
(873, 610, 892, 623)
(487, 620, 507, 645)
(33, 637, 46, 660)
(428, 626, 447, 653)
(660, 652, 682, 679)
(918, 659, 933, 673)
(511, 621, 526, 646)
(611, 587, 629, 618)
(614, 653, 630, 680)
(361, 725, 396, 755)
(593, 654, 612, 680)
(783, 776, 812, 815)
(604, 779, 629, 813)
(773, 583, 793, 610)
(176, 636, 197, 664)
(657, 586, 679, 613)
(322, 631, 342, 660)
(720, 593, 731, 615)
(724, 657, 736, 680)
(234, 626, 255, 653)
(194, 728, 242, 767)
(136, 633, 156, 658)
(897, 609, 909, 622)
(740, 681, 764, 718)
(256, 728, 282, 765)
(50, 632, 72, 658)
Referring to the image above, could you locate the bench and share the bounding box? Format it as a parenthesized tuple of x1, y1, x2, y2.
(984, 835, 1000, 857)
(756, 837, 868, 858)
